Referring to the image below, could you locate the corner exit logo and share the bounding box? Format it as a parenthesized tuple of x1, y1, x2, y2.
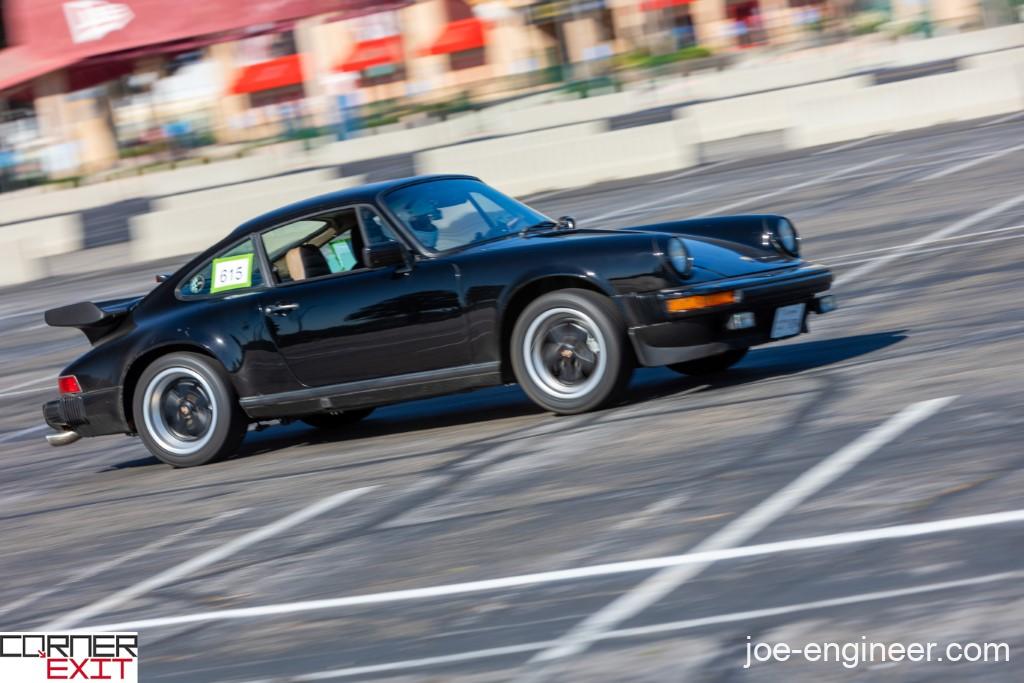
(63, 1, 134, 44)
(0, 633, 138, 682)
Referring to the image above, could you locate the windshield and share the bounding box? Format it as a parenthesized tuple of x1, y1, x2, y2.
(383, 179, 550, 251)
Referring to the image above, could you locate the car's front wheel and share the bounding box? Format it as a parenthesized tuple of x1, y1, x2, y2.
(511, 289, 633, 414)
(668, 348, 748, 376)
(133, 352, 248, 467)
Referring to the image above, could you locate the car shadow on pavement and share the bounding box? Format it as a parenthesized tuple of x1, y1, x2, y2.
(105, 330, 906, 469)
(628, 330, 907, 405)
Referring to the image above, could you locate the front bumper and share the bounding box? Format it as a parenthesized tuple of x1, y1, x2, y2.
(624, 265, 834, 367)
(42, 386, 126, 441)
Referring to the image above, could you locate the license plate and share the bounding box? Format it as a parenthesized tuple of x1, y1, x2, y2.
(771, 303, 806, 339)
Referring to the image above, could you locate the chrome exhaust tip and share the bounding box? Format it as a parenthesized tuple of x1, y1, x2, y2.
(46, 430, 82, 447)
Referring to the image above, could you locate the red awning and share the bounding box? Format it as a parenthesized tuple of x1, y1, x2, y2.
(336, 35, 403, 72)
(424, 18, 487, 56)
(0, 0, 383, 94)
(640, 0, 693, 10)
(231, 54, 305, 94)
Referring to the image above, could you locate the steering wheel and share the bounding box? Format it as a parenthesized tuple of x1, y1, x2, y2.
(483, 214, 522, 239)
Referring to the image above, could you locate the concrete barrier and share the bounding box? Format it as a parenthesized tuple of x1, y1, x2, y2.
(477, 91, 638, 136)
(889, 24, 1024, 67)
(153, 169, 337, 211)
(0, 150, 321, 226)
(0, 215, 84, 286)
(313, 116, 483, 166)
(417, 120, 696, 196)
(135, 153, 314, 196)
(0, 179, 146, 225)
(679, 77, 870, 144)
(788, 65, 1024, 148)
(961, 46, 1024, 70)
(130, 176, 364, 261)
(685, 58, 848, 101)
(419, 122, 607, 165)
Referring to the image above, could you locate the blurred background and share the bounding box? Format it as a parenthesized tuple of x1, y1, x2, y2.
(0, 0, 1021, 281)
(3, 4, 1024, 680)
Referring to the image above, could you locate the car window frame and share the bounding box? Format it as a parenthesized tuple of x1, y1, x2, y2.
(174, 236, 269, 302)
(255, 202, 409, 289)
(378, 178, 550, 258)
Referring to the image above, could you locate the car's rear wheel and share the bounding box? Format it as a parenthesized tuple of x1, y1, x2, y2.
(511, 289, 633, 414)
(133, 352, 248, 467)
(668, 347, 748, 376)
(301, 408, 374, 430)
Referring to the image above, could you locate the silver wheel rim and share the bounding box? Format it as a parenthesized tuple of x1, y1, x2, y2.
(524, 307, 607, 400)
(142, 367, 218, 455)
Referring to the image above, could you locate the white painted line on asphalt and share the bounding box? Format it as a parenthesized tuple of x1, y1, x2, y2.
(605, 570, 1024, 640)
(0, 424, 48, 444)
(834, 192, 1024, 286)
(0, 374, 54, 397)
(79, 397, 985, 635)
(40, 486, 376, 631)
(229, 570, 1022, 682)
(915, 142, 1024, 183)
(244, 642, 552, 682)
(830, 232, 1024, 268)
(614, 493, 689, 531)
(825, 223, 1024, 261)
(0, 508, 248, 620)
(696, 155, 902, 217)
(978, 111, 1024, 127)
(655, 162, 724, 183)
(87, 505, 1024, 634)
(811, 135, 884, 156)
(0, 386, 55, 400)
(527, 395, 956, 666)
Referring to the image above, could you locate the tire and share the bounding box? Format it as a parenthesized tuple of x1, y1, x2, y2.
(301, 408, 375, 430)
(133, 352, 248, 467)
(511, 288, 633, 414)
(668, 348, 748, 376)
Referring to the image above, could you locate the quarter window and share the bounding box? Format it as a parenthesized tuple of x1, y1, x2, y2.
(180, 239, 264, 298)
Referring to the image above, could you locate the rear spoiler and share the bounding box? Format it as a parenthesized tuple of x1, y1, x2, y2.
(44, 296, 143, 345)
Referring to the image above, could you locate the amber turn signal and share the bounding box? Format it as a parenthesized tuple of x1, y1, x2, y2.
(665, 290, 738, 313)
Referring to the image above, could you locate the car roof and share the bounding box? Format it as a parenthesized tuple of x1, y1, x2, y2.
(227, 173, 479, 241)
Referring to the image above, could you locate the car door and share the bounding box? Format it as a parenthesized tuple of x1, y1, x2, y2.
(256, 205, 469, 387)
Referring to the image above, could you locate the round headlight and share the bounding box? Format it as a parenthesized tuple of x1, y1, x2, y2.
(775, 218, 799, 256)
(667, 237, 692, 277)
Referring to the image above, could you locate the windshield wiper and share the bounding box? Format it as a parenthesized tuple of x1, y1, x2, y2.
(519, 220, 558, 236)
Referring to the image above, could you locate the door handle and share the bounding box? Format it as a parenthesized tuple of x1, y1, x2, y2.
(264, 302, 300, 316)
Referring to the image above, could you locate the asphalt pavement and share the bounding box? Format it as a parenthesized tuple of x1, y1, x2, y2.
(1, 114, 1023, 682)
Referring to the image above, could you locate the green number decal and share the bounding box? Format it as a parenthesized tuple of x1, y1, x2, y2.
(210, 253, 254, 294)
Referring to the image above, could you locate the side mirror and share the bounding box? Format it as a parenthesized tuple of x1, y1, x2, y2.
(364, 241, 411, 270)
(557, 215, 576, 231)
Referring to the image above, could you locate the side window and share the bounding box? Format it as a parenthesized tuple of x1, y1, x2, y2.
(180, 239, 264, 298)
(262, 209, 368, 283)
(358, 206, 401, 246)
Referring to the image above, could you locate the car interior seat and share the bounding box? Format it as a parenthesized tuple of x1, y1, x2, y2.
(285, 244, 331, 281)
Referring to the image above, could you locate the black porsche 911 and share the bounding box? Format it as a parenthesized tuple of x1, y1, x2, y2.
(42, 175, 835, 466)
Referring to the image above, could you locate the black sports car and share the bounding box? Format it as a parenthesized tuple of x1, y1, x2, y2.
(42, 175, 835, 466)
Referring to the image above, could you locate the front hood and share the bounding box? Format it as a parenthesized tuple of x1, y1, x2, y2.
(460, 227, 802, 280)
(682, 235, 799, 278)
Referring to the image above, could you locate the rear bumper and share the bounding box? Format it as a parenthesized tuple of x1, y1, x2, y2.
(624, 265, 834, 367)
(42, 386, 127, 438)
